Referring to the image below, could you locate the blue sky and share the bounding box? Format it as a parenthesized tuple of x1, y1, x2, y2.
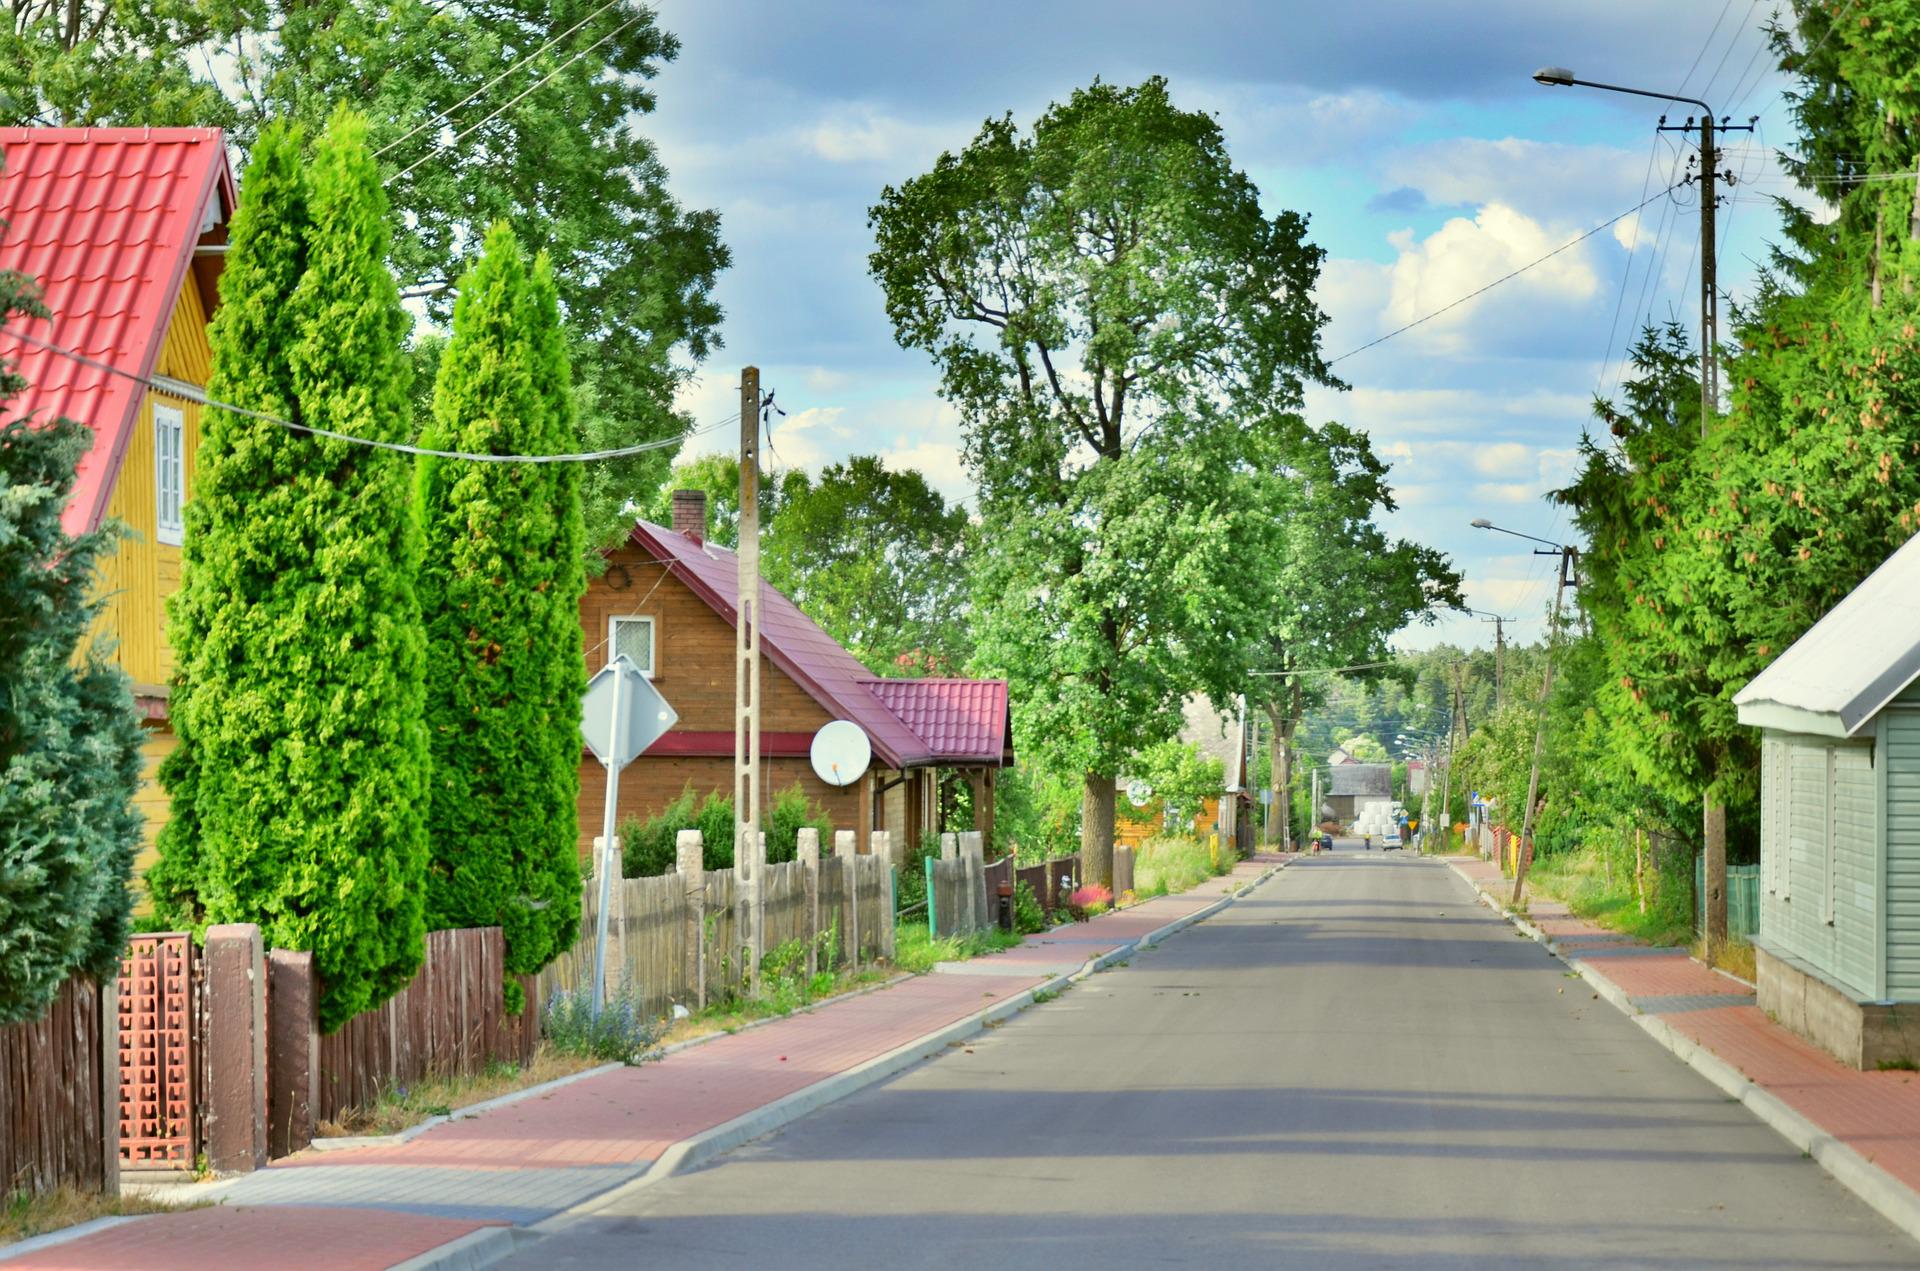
(640, 0, 1816, 651)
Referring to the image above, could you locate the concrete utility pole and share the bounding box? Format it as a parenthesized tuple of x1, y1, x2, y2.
(1510, 545, 1578, 907)
(735, 366, 764, 993)
(1531, 68, 1752, 434)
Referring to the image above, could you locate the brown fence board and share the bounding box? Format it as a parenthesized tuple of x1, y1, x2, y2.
(2, 975, 108, 1193)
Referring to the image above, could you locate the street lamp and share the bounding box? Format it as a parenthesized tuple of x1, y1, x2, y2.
(1462, 606, 1513, 709)
(1530, 66, 1750, 435)
(1471, 519, 1580, 905)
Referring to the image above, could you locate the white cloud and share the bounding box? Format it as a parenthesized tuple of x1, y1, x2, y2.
(879, 438, 972, 503)
(1383, 136, 1645, 224)
(1472, 442, 1533, 477)
(806, 105, 959, 166)
(1380, 203, 1603, 354)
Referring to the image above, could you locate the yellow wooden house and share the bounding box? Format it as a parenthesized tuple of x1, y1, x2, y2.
(0, 128, 238, 874)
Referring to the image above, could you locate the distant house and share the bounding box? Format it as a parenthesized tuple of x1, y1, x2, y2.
(1733, 531, 1920, 1069)
(1116, 695, 1252, 850)
(0, 128, 238, 877)
(580, 491, 1013, 864)
(1326, 763, 1392, 824)
(1328, 745, 1360, 766)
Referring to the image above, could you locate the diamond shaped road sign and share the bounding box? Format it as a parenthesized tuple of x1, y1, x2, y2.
(581, 655, 677, 769)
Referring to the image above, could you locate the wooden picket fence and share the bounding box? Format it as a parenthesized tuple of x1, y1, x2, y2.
(315, 927, 538, 1125)
(540, 844, 894, 1018)
(0, 975, 113, 1195)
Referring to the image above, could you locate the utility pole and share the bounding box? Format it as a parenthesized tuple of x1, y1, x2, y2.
(735, 366, 764, 993)
(1510, 545, 1578, 907)
(1490, 616, 1506, 711)
(1657, 111, 1751, 431)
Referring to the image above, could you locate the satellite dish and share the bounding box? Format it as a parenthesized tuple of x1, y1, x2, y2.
(1126, 779, 1153, 808)
(809, 720, 871, 787)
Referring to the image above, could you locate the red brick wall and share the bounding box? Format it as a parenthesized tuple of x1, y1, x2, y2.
(576, 538, 863, 852)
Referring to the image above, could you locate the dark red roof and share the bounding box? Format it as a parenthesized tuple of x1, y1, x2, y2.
(630, 520, 1010, 770)
(861, 677, 1011, 765)
(0, 128, 235, 534)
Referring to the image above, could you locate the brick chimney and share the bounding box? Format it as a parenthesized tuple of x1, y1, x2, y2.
(670, 488, 707, 544)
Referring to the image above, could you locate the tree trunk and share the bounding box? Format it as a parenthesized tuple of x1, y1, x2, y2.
(1080, 772, 1116, 890)
(1703, 791, 1728, 961)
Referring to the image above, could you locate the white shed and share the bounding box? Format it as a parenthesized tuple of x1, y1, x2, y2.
(1733, 530, 1920, 1068)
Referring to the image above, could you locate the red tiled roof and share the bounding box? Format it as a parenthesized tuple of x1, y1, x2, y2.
(629, 521, 1010, 770)
(0, 128, 235, 534)
(860, 677, 1010, 765)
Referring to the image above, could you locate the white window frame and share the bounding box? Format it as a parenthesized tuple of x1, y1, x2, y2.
(153, 402, 185, 546)
(608, 615, 656, 678)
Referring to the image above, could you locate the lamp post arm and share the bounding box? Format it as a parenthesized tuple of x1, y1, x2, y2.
(1562, 77, 1714, 118)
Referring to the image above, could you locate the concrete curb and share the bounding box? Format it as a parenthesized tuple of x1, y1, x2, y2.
(524, 857, 1289, 1241)
(385, 1224, 535, 1271)
(1443, 857, 1920, 1247)
(0, 1216, 142, 1265)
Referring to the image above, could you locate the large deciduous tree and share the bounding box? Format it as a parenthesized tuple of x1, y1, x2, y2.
(417, 223, 584, 1010)
(0, 273, 144, 1025)
(868, 77, 1338, 887)
(766, 457, 971, 675)
(7, 0, 728, 544)
(156, 114, 430, 1031)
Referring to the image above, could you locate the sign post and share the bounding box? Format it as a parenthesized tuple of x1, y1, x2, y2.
(581, 655, 677, 1016)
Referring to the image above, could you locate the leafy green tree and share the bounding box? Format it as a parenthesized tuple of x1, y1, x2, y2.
(157, 114, 429, 1031)
(1240, 426, 1462, 845)
(869, 78, 1337, 888)
(417, 223, 584, 1010)
(8, 0, 729, 544)
(766, 458, 971, 675)
(642, 453, 773, 550)
(1119, 740, 1225, 835)
(0, 273, 144, 1025)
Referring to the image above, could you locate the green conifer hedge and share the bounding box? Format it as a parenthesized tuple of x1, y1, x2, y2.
(417, 224, 585, 1010)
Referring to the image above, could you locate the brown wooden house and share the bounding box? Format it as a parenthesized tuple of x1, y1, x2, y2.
(578, 490, 1012, 864)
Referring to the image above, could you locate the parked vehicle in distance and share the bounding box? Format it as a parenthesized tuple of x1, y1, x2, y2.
(1382, 828, 1403, 850)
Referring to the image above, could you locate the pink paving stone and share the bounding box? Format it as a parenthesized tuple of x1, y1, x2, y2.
(1664, 1005, 1920, 1193)
(1, 1207, 496, 1271)
(1582, 952, 1753, 999)
(279, 972, 1046, 1171)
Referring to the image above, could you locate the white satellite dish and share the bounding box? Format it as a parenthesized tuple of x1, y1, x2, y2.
(1126, 779, 1153, 808)
(809, 720, 872, 787)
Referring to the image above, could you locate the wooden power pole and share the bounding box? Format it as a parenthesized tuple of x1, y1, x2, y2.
(1510, 546, 1578, 907)
(735, 366, 764, 993)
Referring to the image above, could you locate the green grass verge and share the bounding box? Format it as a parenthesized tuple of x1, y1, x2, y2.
(891, 920, 1023, 973)
(1133, 834, 1235, 898)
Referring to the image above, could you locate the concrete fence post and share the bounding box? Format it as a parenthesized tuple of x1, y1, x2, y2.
(677, 831, 705, 1010)
(798, 828, 822, 977)
(870, 831, 895, 959)
(835, 830, 859, 972)
(940, 832, 958, 861)
(959, 831, 986, 933)
(1113, 845, 1135, 901)
(203, 923, 267, 1174)
(99, 977, 119, 1194)
(265, 950, 316, 1159)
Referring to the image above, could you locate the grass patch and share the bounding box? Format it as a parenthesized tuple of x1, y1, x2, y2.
(891, 920, 1022, 974)
(1525, 849, 1695, 947)
(2, 1185, 188, 1247)
(660, 964, 894, 1047)
(1134, 835, 1234, 898)
(316, 1044, 603, 1137)
(1877, 1057, 1920, 1072)
(1692, 936, 1757, 983)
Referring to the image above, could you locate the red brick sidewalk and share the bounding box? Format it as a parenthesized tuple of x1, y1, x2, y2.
(1449, 856, 1920, 1218)
(3, 852, 1287, 1271)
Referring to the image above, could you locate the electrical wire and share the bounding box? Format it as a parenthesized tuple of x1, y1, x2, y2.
(387, 8, 648, 187)
(1328, 184, 1681, 367)
(0, 322, 733, 464)
(1595, 135, 1664, 395)
(373, 0, 625, 158)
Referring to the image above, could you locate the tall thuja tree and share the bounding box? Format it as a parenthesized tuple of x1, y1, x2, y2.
(0, 273, 143, 1024)
(417, 223, 583, 1009)
(158, 113, 429, 1031)
(869, 78, 1336, 887)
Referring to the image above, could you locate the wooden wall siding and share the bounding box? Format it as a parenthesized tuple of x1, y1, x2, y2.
(131, 727, 177, 884)
(315, 928, 537, 1124)
(1886, 708, 1920, 997)
(1, 975, 111, 1194)
(92, 278, 211, 691)
(1765, 734, 1880, 998)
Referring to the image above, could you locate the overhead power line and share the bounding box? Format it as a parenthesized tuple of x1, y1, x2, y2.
(1328, 184, 1681, 367)
(1249, 659, 1403, 678)
(387, 9, 647, 187)
(1, 323, 728, 464)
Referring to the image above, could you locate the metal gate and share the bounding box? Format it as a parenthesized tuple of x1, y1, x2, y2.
(118, 933, 197, 1168)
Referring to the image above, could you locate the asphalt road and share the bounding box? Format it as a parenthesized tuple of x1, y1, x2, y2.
(514, 850, 1915, 1269)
